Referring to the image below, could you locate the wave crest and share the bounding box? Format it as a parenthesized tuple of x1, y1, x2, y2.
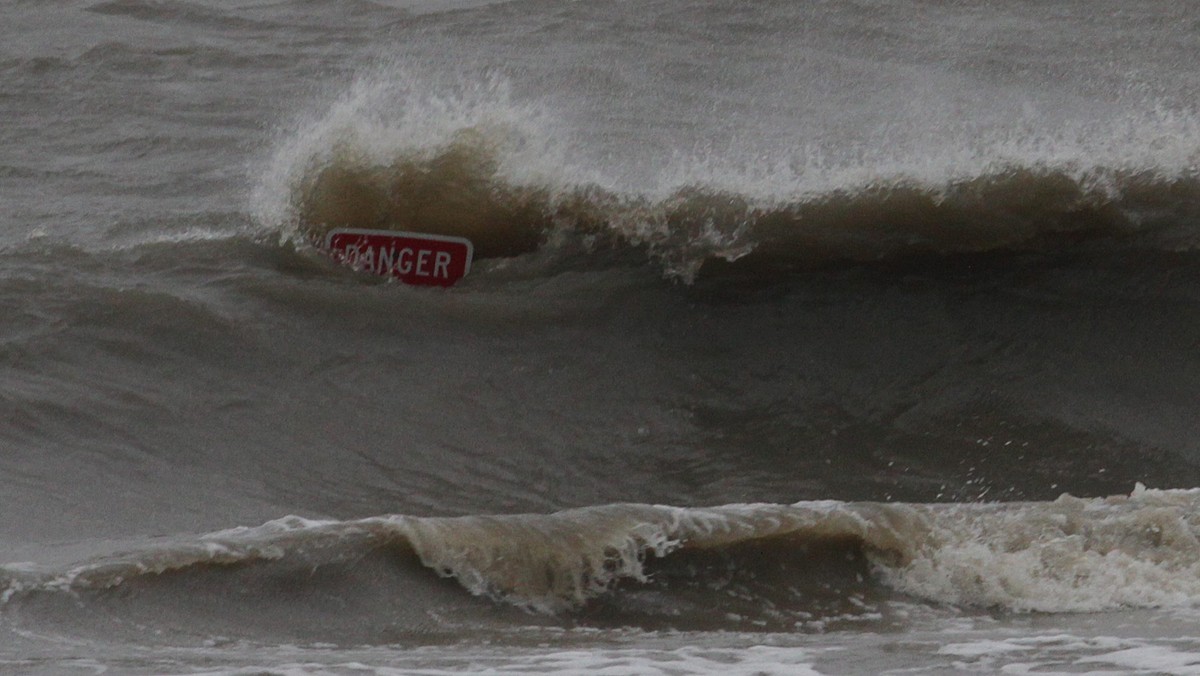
(284, 130, 1200, 281)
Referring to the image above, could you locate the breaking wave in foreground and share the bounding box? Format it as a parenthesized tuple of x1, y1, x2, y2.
(5, 486, 1200, 638)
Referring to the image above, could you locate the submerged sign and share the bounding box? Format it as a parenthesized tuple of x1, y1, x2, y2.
(324, 228, 474, 287)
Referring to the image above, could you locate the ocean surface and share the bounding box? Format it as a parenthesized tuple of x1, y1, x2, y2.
(4, 1, 1200, 673)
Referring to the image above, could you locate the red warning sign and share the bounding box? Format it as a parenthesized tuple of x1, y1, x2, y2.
(324, 229, 474, 287)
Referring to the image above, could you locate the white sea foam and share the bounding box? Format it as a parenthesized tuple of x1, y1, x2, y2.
(169, 644, 825, 676)
(879, 487, 1200, 613)
(938, 634, 1200, 675)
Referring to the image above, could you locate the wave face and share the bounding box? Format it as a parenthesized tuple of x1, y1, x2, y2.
(7, 0, 1200, 672)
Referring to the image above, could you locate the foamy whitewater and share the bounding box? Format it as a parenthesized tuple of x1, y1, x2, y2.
(4, 1, 1200, 673)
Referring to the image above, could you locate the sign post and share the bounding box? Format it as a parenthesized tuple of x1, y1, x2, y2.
(324, 228, 474, 287)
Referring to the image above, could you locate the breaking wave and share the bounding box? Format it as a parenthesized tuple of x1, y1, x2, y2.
(6, 486, 1200, 638)
(253, 71, 1200, 282)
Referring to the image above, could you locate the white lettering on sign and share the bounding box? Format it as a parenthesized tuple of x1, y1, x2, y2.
(346, 246, 457, 278)
(324, 229, 473, 287)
